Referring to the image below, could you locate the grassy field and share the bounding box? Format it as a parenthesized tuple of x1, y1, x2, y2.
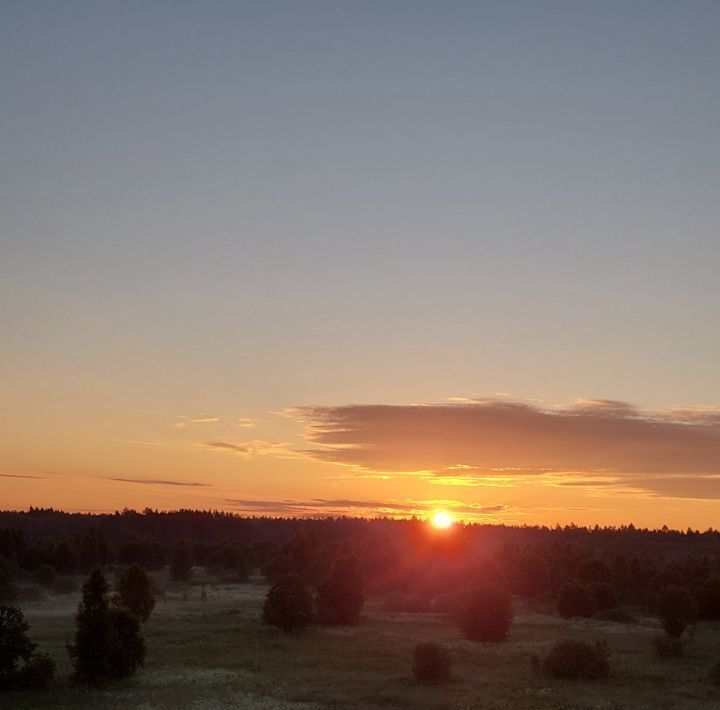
(3, 574, 720, 710)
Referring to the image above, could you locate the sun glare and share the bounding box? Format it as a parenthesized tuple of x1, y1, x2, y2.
(432, 511, 453, 529)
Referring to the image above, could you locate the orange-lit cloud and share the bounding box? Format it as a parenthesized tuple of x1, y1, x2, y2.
(289, 399, 720, 499)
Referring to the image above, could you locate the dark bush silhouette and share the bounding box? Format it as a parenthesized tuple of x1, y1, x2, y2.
(543, 639, 610, 680)
(653, 634, 682, 658)
(316, 556, 365, 626)
(169, 542, 193, 582)
(456, 585, 513, 641)
(656, 585, 698, 638)
(117, 564, 155, 623)
(262, 574, 313, 633)
(556, 581, 596, 618)
(68, 569, 145, 685)
(412, 642, 452, 684)
(0, 605, 55, 690)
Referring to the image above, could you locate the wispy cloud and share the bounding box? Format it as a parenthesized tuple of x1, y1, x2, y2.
(287, 399, 720, 499)
(236, 418, 256, 428)
(0, 473, 46, 480)
(110, 477, 211, 488)
(199, 439, 300, 458)
(174, 416, 221, 429)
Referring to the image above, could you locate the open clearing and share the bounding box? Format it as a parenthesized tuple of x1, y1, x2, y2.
(3, 576, 720, 710)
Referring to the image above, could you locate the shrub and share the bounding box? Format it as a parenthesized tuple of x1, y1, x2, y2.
(0, 605, 55, 690)
(653, 634, 682, 658)
(53, 576, 78, 595)
(556, 581, 595, 618)
(68, 569, 145, 685)
(456, 585, 513, 642)
(412, 642, 452, 685)
(656, 585, 698, 638)
(117, 564, 155, 623)
(431, 590, 465, 615)
(316, 556, 365, 626)
(262, 574, 313, 633)
(543, 639, 610, 680)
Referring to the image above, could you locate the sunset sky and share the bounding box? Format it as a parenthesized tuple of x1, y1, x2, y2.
(2, 2, 719, 528)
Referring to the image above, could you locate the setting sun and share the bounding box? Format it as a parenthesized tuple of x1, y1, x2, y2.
(432, 511, 454, 529)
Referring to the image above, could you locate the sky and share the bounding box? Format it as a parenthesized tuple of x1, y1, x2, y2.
(1, 1, 719, 528)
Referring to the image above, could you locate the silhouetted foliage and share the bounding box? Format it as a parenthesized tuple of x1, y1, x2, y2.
(382, 591, 431, 613)
(170, 542, 193, 582)
(456, 585, 513, 642)
(656, 585, 698, 638)
(316, 555, 365, 626)
(556, 581, 596, 618)
(117, 564, 155, 623)
(107, 607, 145, 678)
(412, 642, 452, 685)
(262, 574, 313, 633)
(0, 605, 55, 690)
(0, 562, 17, 604)
(68, 569, 145, 685)
(653, 634, 682, 658)
(543, 639, 610, 680)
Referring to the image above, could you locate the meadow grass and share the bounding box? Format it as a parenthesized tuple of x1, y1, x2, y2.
(2, 575, 720, 710)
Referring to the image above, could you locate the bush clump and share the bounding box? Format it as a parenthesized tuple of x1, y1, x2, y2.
(117, 564, 155, 623)
(456, 585, 513, 642)
(262, 573, 313, 633)
(412, 642, 452, 685)
(656, 585, 698, 638)
(653, 634, 682, 658)
(0, 605, 55, 690)
(543, 639, 610, 680)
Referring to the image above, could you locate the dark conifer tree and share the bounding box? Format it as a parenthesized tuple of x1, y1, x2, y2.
(117, 564, 155, 623)
(316, 555, 365, 626)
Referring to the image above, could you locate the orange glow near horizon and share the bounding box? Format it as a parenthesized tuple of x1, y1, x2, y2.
(432, 511, 454, 529)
